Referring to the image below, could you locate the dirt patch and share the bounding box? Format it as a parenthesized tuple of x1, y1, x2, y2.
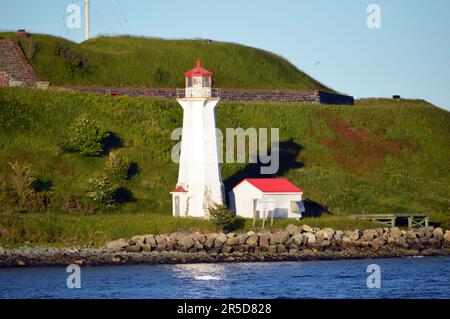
(315, 109, 403, 172)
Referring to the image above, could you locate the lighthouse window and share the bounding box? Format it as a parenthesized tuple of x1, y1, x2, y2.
(192, 77, 202, 86)
(187, 77, 192, 87)
(203, 77, 210, 87)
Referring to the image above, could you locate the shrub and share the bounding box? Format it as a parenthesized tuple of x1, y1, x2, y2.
(87, 173, 117, 207)
(106, 151, 130, 180)
(208, 204, 235, 232)
(8, 161, 36, 203)
(69, 113, 108, 156)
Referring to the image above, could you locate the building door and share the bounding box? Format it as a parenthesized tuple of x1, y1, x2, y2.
(174, 196, 180, 217)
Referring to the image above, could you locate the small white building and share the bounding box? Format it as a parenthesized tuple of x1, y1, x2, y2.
(228, 178, 305, 219)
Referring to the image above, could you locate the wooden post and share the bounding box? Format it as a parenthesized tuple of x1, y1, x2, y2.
(270, 209, 274, 227)
(253, 209, 257, 228)
(425, 216, 429, 227)
(408, 217, 413, 229)
(262, 209, 266, 230)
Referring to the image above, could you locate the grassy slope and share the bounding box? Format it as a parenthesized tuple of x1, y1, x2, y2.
(0, 32, 329, 90)
(0, 87, 449, 246)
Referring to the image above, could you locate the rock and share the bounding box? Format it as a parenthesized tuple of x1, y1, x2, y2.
(0, 246, 5, 256)
(433, 228, 444, 240)
(155, 244, 167, 252)
(131, 235, 144, 245)
(204, 235, 215, 249)
(349, 230, 362, 241)
(194, 241, 203, 250)
(142, 244, 152, 252)
(155, 235, 168, 245)
(444, 230, 450, 243)
(406, 231, 418, 240)
(106, 239, 129, 252)
(169, 232, 187, 243)
(214, 233, 228, 247)
(270, 231, 290, 245)
(276, 244, 287, 253)
(246, 234, 258, 247)
(125, 245, 143, 253)
(144, 234, 157, 247)
(286, 224, 300, 235)
(221, 245, 233, 253)
(267, 245, 277, 254)
(335, 230, 344, 240)
(226, 233, 236, 238)
(362, 229, 378, 241)
(342, 236, 353, 248)
(389, 227, 402, 239)
(300, 225, 313, 233)
(292, 233, 306, 246)
(197, 234, 207, 244)
(179, 235, 195, 249)
(259, 232, 271, 248)
(304, 232, 316, 245)
(226, 236, 240, 246)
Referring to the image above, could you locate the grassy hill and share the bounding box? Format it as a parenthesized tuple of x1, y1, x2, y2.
(0, 32, 329, 90)
(0, 87, 449, 246)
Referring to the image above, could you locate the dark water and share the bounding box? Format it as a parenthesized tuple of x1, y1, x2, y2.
(0, 257, 449, 299)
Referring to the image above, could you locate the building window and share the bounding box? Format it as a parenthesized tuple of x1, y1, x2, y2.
(187, 77, 192, 87)
(203, 77, 210, 87)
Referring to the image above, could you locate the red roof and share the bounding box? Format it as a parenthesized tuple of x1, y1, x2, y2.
(170, 186, 187, 193)
(234, 178, 303, 193)
(184, 60, 212, 77)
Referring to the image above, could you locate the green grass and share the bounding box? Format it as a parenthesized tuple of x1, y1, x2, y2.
(0, 87, 449, 247)
(0, 32, 329, 90)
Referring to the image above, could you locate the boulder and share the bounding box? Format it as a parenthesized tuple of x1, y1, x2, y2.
(349, 229, 362, 241)
(204, 235, 215, 249)
(433, 228, 444, 240)
(300, 225, 313, 233)
(144, 234, 157, 247)
(155, 235, 168, 245)
(197, 234, 207, 244)
(444, 230, 450, 243)
(131, 235, 144, 245)
(226, 236, 240, 246)
(276, 244, 287, 253)
(179, 235, 195, 249)
(246, 234, 259, 247)
(221, 245, 233, 253)
(304, 232, 317, 245)
(142, 244, 152, 252)
(335, 230, 344, 240)
(389, 227, 402, 239)
(267, 245, 277, 254)
(342, 236, 353, 248)
(0, 246, 5, 256)
(362, 229, 378, 241)
(259, 232, 271, 248)
(170, 232, 187, 243)
(292, 233, 306, 246)
(105, 239, 129, 252)
(270, 231, 290, 245)
(125, 245, 142, 253)
(214, 233, 228, 247)
(286, 224, 300, 235)
(226, 233, 236, 238)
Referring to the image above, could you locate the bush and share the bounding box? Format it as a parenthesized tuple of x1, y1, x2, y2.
(8, 161, 36, 203)
(87, 173, 118, 207)
(106, 151, 130, 180)
(69, 113, 108, 156)
(208, 204, 235, 232)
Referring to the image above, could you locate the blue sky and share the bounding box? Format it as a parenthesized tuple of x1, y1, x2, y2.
(1, 0, 449, 110)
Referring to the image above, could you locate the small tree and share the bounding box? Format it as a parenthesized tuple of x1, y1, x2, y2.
(69, 113, 108, 156)
(106, 151, 130, 180)
(208, 204, 235, 232)
(87, 173, 117, 207)
(8, 161, 36, 203)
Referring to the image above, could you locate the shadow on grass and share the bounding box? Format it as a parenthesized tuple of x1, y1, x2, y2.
(302, 199, 331, 218)
(102, 132, 123, 154)
(224, 138, 304, 191)
(32, 178, 53, 192)
(114, 187, 136, 203)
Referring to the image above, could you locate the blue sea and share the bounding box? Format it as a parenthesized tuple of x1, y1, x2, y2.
(0, 257, 449, 299)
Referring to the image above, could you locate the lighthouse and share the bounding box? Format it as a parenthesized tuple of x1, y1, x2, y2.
(170, 60, 225, 218)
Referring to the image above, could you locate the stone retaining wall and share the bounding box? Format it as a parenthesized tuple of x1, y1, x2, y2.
(105, 225, 450, 254)
(59, 87, 354, 105)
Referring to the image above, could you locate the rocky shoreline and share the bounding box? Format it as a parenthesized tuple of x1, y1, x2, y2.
(1, 225, 450, 267)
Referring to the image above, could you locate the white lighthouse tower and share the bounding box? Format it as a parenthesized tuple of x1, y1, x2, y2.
(170, 60, 225, 218)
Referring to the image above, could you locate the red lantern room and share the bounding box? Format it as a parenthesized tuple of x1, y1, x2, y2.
(184, 60, 213, 97)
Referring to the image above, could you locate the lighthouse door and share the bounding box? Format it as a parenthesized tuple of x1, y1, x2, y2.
(174, 195, 180, 217)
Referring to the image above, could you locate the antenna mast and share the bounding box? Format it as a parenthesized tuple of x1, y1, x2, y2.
(84, 0, 90, 40)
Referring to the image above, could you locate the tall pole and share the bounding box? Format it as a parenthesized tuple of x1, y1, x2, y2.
(85, 0, 90, 41)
